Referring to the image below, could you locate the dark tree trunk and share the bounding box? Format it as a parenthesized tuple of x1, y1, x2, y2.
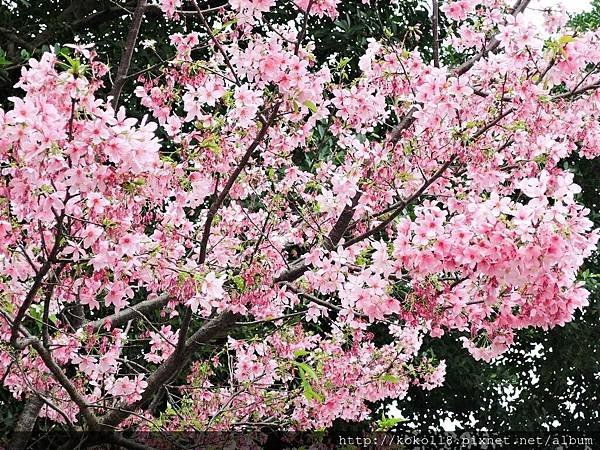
(9, 396, 44, 450)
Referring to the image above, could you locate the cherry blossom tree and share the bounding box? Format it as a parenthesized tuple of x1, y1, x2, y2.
(1, 0, 600, 447)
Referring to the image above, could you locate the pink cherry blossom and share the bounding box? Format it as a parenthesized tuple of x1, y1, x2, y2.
(1, 0, 600, 439)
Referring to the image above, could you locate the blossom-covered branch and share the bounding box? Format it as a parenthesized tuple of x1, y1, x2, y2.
(1, 0, 600, 444)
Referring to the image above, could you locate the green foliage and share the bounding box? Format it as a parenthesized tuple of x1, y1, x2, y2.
(375, 412, 407, 431)
(570, 0, 600, 31)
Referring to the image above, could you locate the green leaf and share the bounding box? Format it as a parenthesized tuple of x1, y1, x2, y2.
(297, 362, 318, 382)
(558, 35, 575, 45)
(337, 57, 352, 70)
(295, 361, 324, 402)
(304, 100, 318, 114)
(379, 373, 400, 384)
(222, 18, 238, 28)
(0, 48, 10, 67)
(301, 379, 325, 402)
(293, 349, 310, 358)
(376, 416, 407, 431)
(232, 274, 246, 292)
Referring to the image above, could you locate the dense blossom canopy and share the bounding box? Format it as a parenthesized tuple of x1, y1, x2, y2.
(1, 0, 599, 441)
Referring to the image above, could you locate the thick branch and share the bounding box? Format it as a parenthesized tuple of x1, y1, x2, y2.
(325, 191, 362, 250)
(553, 81, 600, 100)
(101, 310, 239, 427)
(343, 157, 456, 248)
(276, 158, 467, 318)
(18, 335, 100, 430)
(10, 261, 53, 347)
(275, 105, 511, 285)
(9, 396, 43, 450)
(198, 103, 281, 264)
(274, 191, 362, 284)
(10, 219, 64, 347)
(110, 0, 148, 109)
(294, 0, 314, 55)
(389, 105, 419, 144)
(85, 294, 170, 333)
(273, 262, 310, 284)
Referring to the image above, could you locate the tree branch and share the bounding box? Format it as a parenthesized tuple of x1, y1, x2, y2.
(101, 310, 239, 427)
(10, 214, 64, 347)
(325, 191, 362, 250)
(85, 294, 171, 333)
(553, 81, 600, 100)
(274, 191, 362, 284)
(172, 103, 281, 354)
(431, 0, 440, 68)
(453, 0, 531, 77)
(389, 105, 419, 144)
(17, 334, 101, 430)
(110, 0, 148, 109)
(191, 0, 241, 86)
(197, 103, 281, 264)
(343, 157, 456, 248)
(389, 0, 530, 144)
(9, 396, 43, 450)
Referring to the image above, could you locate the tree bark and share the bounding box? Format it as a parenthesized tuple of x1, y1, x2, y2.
(9, 396, 43, 450)
(110, 0, 148, 109)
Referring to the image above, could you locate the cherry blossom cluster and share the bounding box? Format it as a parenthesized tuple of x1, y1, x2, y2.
(1, 0, 599, 438)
